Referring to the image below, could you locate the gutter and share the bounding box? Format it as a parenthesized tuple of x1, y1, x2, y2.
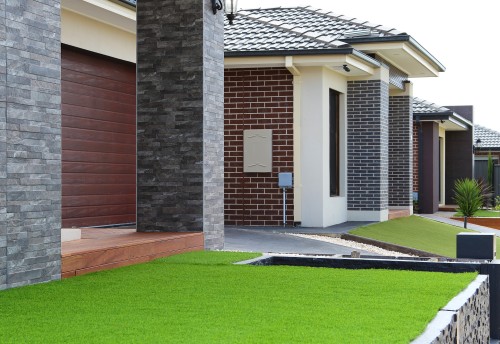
(413, 112, 473, 129)
(343, 34, 446, 73)
(224, 48, 382, 67)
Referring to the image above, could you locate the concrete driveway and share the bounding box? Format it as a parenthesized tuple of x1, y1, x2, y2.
(224, 223, 374, 255)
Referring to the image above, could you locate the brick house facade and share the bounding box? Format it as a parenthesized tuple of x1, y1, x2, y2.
(224, 68, 294, 226)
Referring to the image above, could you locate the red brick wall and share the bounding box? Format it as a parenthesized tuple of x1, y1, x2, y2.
(413, 123, 419, 192)
(224, 68, 294, 226)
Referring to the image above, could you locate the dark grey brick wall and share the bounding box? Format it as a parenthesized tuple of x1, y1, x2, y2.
(1, 0, 61, 290)
(347, 80, 389, 211)
(389, 95, 413, 208)
(136, 0, 224, 249)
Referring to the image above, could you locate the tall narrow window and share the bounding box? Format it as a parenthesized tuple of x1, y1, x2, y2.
(330, 89, 340, 196)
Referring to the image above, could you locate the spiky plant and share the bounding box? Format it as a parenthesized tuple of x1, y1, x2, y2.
(453, 178, 483, 228)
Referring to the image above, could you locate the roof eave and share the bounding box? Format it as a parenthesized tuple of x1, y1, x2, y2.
(414, 112, 473, 129)
(344, 35, 445, 73)
(224, 48, 382, 67)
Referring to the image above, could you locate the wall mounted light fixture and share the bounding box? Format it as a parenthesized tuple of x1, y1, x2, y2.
(342, 64, 350, 72)
(211, 0, 223, 14)
(211, 0, 238, 24)
(473, 138, 482, 154)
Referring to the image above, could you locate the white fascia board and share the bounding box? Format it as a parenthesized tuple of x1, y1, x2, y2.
(62, 0, 136, 33)
(224, 56, 286, 68)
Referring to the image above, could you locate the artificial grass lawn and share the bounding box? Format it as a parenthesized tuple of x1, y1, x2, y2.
(350, 215, 500, 257)
(454, 209, 500, 217)
(0, 251, 477, 344)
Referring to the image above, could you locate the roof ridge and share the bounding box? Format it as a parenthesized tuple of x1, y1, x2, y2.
(238, 11, 351, 50)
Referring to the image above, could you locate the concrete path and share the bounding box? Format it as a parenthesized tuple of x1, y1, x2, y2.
(226, 221, 373, 235)
(418, 214, 500, 236)
(224, 225, 374, 255)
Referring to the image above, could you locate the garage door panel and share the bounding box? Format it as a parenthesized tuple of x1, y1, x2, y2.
(63, 173, 136, 185)
(62, 69, 135, 95)
(62, 113, 136, 135)
(63, 162, 136, 175)
(63, 48, 135, 84)
(64, 150, 136, 164)
(63, 194, 136, 207)
(63, 138, 135, 155)
(62, 127, 135, 145)
(62, 104, 135, 125)
(63, 214, 136, 228)
(62, 45, 136, 228)
(62, 184, 136, 197)
(63, 92, 135, 115)
(62, 80, 136, 105)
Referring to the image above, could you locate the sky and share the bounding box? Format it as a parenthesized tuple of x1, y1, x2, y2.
(241, 0, 500, 133)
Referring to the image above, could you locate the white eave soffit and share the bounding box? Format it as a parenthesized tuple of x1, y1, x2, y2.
(224, 54, 376, 77)
(62, 0, 136, 33)
(350, 41, 441, 78)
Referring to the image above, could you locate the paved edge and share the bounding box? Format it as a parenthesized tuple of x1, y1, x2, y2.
(340, 234, 445, 258)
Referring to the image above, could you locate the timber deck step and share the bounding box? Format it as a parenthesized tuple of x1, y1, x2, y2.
(61, 228, 203, 278)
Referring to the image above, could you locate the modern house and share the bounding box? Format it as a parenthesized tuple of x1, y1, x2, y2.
(474, 125, 500, 198)
(224, 7, 445, 226)
(412, 99, 474, 213)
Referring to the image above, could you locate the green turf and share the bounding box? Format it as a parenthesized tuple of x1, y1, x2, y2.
(350, 215, 500, 257)
(0, 251, 476, 343)
(454, 209, 500, 217)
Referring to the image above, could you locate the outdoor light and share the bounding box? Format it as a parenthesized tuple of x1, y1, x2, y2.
(211, 0, 238, 24)
(224, 0, 238, 24)
(342, 64, 350, 72)
(211, 0, 223, 14)
(474, 138, 482, 154)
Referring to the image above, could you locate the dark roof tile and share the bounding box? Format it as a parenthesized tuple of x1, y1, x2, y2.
(225, 6, 404, 53)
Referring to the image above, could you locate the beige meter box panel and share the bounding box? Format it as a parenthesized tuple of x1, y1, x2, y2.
(243, 129, 273, 173)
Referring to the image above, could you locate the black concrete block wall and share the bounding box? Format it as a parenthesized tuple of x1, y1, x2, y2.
(389, 95, 413, 208)
(136, 0, 224, 249)
(1, 0, 61, 290)
(347, 80, 389, 212)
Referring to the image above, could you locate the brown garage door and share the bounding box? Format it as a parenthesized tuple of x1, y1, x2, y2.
(62, 45, 136, 228)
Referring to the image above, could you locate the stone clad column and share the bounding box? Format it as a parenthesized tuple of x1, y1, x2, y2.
(1, 1, 62, 289)
(388, 82, 413, 213)
(136, 0, 224, 249)
(347, 68, 390, 222)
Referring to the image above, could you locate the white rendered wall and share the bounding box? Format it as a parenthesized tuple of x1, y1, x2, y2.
(299, 67, 347, 227)
(61, 9, 136, 63)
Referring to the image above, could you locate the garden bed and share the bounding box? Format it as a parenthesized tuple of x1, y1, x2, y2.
(451, 217, 500, 230)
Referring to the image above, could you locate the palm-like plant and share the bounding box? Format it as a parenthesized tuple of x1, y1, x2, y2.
(453, 178, 483, 228)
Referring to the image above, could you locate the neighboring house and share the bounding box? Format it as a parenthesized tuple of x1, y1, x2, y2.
(474, 125, 500, 197)
(224, 7, 445, 226)
(412, 99, 474, 213)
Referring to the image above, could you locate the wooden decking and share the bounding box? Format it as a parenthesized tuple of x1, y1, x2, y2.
(388, 209, 411, 220)
(61, 228, 203, 278)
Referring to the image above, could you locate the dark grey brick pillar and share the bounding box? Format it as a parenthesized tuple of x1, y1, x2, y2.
(137, 0, 224, 249)
(389, 92, 413, 209)
(0, 1, 61, 290)
(347, 79, 389, 219)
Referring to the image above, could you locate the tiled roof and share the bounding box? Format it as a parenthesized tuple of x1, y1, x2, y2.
(225, 7, 405, 53)
(474, 125, 500, 149)
(412, 97, 452, 114)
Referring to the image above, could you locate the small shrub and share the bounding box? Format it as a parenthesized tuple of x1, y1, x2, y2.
(495, 196, 500, 211)
(453, 178, 483, 228)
